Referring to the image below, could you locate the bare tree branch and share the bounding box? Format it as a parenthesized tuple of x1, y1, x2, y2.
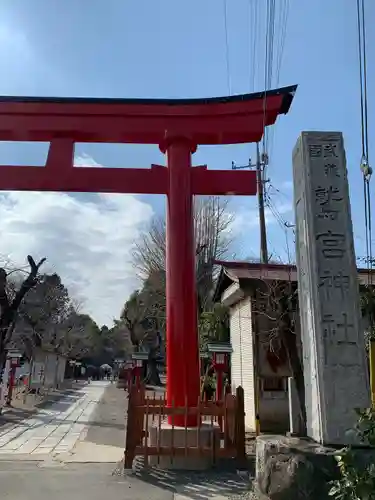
(0, 255, 46, 389)
(251, 273, 306, 434)
(132, 196, 232, 313)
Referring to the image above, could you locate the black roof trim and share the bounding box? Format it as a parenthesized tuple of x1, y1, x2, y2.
(0, 84, 297, 113)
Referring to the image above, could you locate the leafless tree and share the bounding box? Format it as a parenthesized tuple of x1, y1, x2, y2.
(132, 196, 233, 313)
(132, 219, 166, 279)
(252, 276, 306, 434)
(0, 255, 46, 385)
(194, 197, 233, 311)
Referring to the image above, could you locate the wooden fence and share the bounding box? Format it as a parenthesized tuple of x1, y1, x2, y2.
(124, 385, 246, 469)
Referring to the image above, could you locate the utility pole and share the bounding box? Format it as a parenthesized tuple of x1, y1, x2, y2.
(232, 143, 269, 263)
(256, 143, 268, 264)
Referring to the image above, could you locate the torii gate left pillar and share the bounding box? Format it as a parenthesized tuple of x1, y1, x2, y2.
(0, 85, 297, 427)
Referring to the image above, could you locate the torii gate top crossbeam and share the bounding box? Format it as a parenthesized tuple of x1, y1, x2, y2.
(0, 85, 297, 145)
(0, 85, 297, 196)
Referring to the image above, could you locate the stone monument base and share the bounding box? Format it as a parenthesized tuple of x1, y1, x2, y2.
(255, 434, 375, 500)
(148, 422, 220, 470)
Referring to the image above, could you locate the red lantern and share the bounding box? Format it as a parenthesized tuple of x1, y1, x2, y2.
(207, 343, 232, 403)
(131, 354, 147, 389)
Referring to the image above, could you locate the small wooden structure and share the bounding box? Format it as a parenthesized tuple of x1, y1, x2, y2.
(124, 385, 246, 469)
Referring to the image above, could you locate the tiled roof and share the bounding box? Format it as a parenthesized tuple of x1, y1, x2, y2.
(213, 260, 375, 301)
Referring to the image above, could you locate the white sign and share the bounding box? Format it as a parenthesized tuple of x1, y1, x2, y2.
(216, 353, 225, 365)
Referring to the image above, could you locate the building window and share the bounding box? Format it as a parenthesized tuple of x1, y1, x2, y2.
(261, 377, 286, 392)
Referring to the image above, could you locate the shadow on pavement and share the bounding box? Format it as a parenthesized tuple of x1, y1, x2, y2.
(0, 399, 126, 432)
(0, 385, 86, 428)
(0, 383, 127, 451)
(115, 457, 252, 500)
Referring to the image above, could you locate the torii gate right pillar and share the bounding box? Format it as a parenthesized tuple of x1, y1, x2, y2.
(163, 136, 261, 427)
(164, 139, 198, 424)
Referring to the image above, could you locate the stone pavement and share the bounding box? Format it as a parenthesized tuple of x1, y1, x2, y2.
(60, 380, 127, 463)
(0, 381, 109, 459)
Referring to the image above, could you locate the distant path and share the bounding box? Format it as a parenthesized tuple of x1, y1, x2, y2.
(63, 382, 128, 463)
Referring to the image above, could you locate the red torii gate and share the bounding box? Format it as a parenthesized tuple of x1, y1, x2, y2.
(0, 85, 296, 426)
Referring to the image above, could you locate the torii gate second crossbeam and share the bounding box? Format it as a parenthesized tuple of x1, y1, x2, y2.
(0, 85, 297, 426)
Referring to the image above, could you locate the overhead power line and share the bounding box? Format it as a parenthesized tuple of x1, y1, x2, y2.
(356, 0, 373, 284)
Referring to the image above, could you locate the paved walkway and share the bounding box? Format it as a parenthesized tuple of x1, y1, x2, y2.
(0, 381, 109, 458)
(61, 381, 127, 463)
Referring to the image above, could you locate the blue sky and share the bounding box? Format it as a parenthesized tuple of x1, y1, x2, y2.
(0, 0, 373, 324)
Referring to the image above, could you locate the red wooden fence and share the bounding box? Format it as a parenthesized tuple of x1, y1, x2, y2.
(124, 385, 246, 469)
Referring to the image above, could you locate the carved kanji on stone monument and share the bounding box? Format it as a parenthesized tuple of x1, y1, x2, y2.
(293, 131, 370, 445)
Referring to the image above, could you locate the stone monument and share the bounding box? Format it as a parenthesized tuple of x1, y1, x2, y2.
(293, 131, 371, 445)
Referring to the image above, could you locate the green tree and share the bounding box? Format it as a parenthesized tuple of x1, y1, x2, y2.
(360, 283, 375, 343)
(16, 273, 70, 352)
(329, 408, 375, 499)
(14, 273, 106, 364)
(120, 274, 165, 385)
(121, 271, 165, 347)
(199, 303, 230, 351)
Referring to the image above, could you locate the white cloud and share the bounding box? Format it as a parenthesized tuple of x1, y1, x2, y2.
(0, 156, 154, 326)
(74, 154, 102, 168)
